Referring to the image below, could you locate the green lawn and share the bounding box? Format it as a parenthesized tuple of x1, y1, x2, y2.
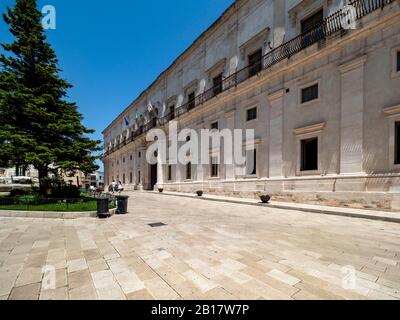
(0, 200, 115, 212)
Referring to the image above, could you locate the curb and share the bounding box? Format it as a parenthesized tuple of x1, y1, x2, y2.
(0, 208, 117, 219)
(154, 192, 400, 224)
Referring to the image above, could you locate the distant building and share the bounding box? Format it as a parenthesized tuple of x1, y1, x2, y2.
(62, 170, 104, 189)
(90, 171, 104, 188)
(63, 171, 91, 188)
(0, 166, 38, 184)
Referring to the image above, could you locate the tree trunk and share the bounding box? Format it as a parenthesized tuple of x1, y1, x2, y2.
(37, 166, 49, 195)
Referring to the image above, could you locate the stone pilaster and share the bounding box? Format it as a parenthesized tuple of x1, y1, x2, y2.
(339, 56, 367, 175)
(267, 89, 285, 178)
(156, 152, 164, 189)
(224, 109, 236, 181)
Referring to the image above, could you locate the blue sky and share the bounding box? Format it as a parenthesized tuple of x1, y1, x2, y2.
(0, 0, 234, 170)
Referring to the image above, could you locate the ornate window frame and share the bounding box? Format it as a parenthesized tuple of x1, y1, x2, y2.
(293, 122, 326, 176)
(383, 105, 400, 169)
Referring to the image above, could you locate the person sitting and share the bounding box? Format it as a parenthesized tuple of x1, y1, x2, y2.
(117, 181, 124, 194)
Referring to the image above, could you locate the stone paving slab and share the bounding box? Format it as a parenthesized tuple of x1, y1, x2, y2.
(156, 191, 400, 223)
(0, 208, 117, 219)
(0, 192, 399, 300)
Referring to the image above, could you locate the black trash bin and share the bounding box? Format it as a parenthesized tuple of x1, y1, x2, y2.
(96, 198, 110, 218)
(116, 195, 129, 214)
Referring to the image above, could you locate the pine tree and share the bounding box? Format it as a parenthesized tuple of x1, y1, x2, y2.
(0, 0, 101, 191)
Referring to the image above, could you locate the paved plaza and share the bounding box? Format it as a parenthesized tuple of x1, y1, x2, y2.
(0, 192, 399, 300)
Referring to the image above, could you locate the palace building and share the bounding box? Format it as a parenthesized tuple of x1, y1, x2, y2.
(102, 0, 400, 210)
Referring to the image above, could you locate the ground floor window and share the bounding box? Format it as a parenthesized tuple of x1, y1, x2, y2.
(246, 149, 257, 175)
(395, 121, 400, 164)
(123, 174, 126, 184)
(301, 137, 318, 171)
(397, 51, 400, 72)
(301, 83, 319, 104)
(246, 107, 258, 122)
(167, 165, 172, 181)
(210, 157, 219, 177)
(138, 171, 141, 184)
(129, 172, 133, 184)
(186, 162, 192, 180)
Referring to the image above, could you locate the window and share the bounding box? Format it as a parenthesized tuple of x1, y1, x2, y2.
(186, 162, 192, 180)
(395, 122, 400, 165)
(301, 9, 323, 33)
(213, 73, 223, 96)
(123, 174, 126, 184)
(117, 160, 119, 165)
(211, 121, 219, 130)
(301, 84, 319, 104)
(301, 137, 318, 171)
(167, 165, 172, 181)
(397, 51, 400, 72)
(248, 49, 262, 77)
(246, 149, 257, 175)
(138, 152, 141, 158)
(130, 155, 132, 161)
(246, 107, 258, 122)
(129, 172, 132, 184)
(210, 157, 219, 177)
(15, 166, 26, 176)
(301, 9, 324, 48)
(122, 157, 125, 163)
(169, 105, 175, 120)
(138, 171, 141, 184)
(188, 92, 195, 110)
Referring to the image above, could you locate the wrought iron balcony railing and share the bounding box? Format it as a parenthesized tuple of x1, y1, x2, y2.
(104, 0, 395, 157)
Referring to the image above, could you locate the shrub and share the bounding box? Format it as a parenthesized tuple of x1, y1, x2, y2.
(9, 189, 30, 197)
(50, 185, 80, 199)
(39, 177, 80, 198)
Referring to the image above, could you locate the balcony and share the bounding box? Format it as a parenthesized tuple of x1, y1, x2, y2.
(104, 0, 394, 157)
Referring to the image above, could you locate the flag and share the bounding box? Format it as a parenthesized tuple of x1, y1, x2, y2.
(124, 116, 130, 127)
(147, 101, 154, 112)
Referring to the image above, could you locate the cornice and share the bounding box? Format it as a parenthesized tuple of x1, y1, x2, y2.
(267, 89, 285, 101)
(293, 122, 326, 136)
(383, 104, 400, 118)
(338, 55, 367, 74)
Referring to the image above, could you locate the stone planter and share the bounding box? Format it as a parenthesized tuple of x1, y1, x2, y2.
(196, 191, 203, 197)
(158, 188, 164, 193)
(260, 195, 271, 204)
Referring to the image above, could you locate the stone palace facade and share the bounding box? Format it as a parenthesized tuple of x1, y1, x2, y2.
(103, 0, 400, 210)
